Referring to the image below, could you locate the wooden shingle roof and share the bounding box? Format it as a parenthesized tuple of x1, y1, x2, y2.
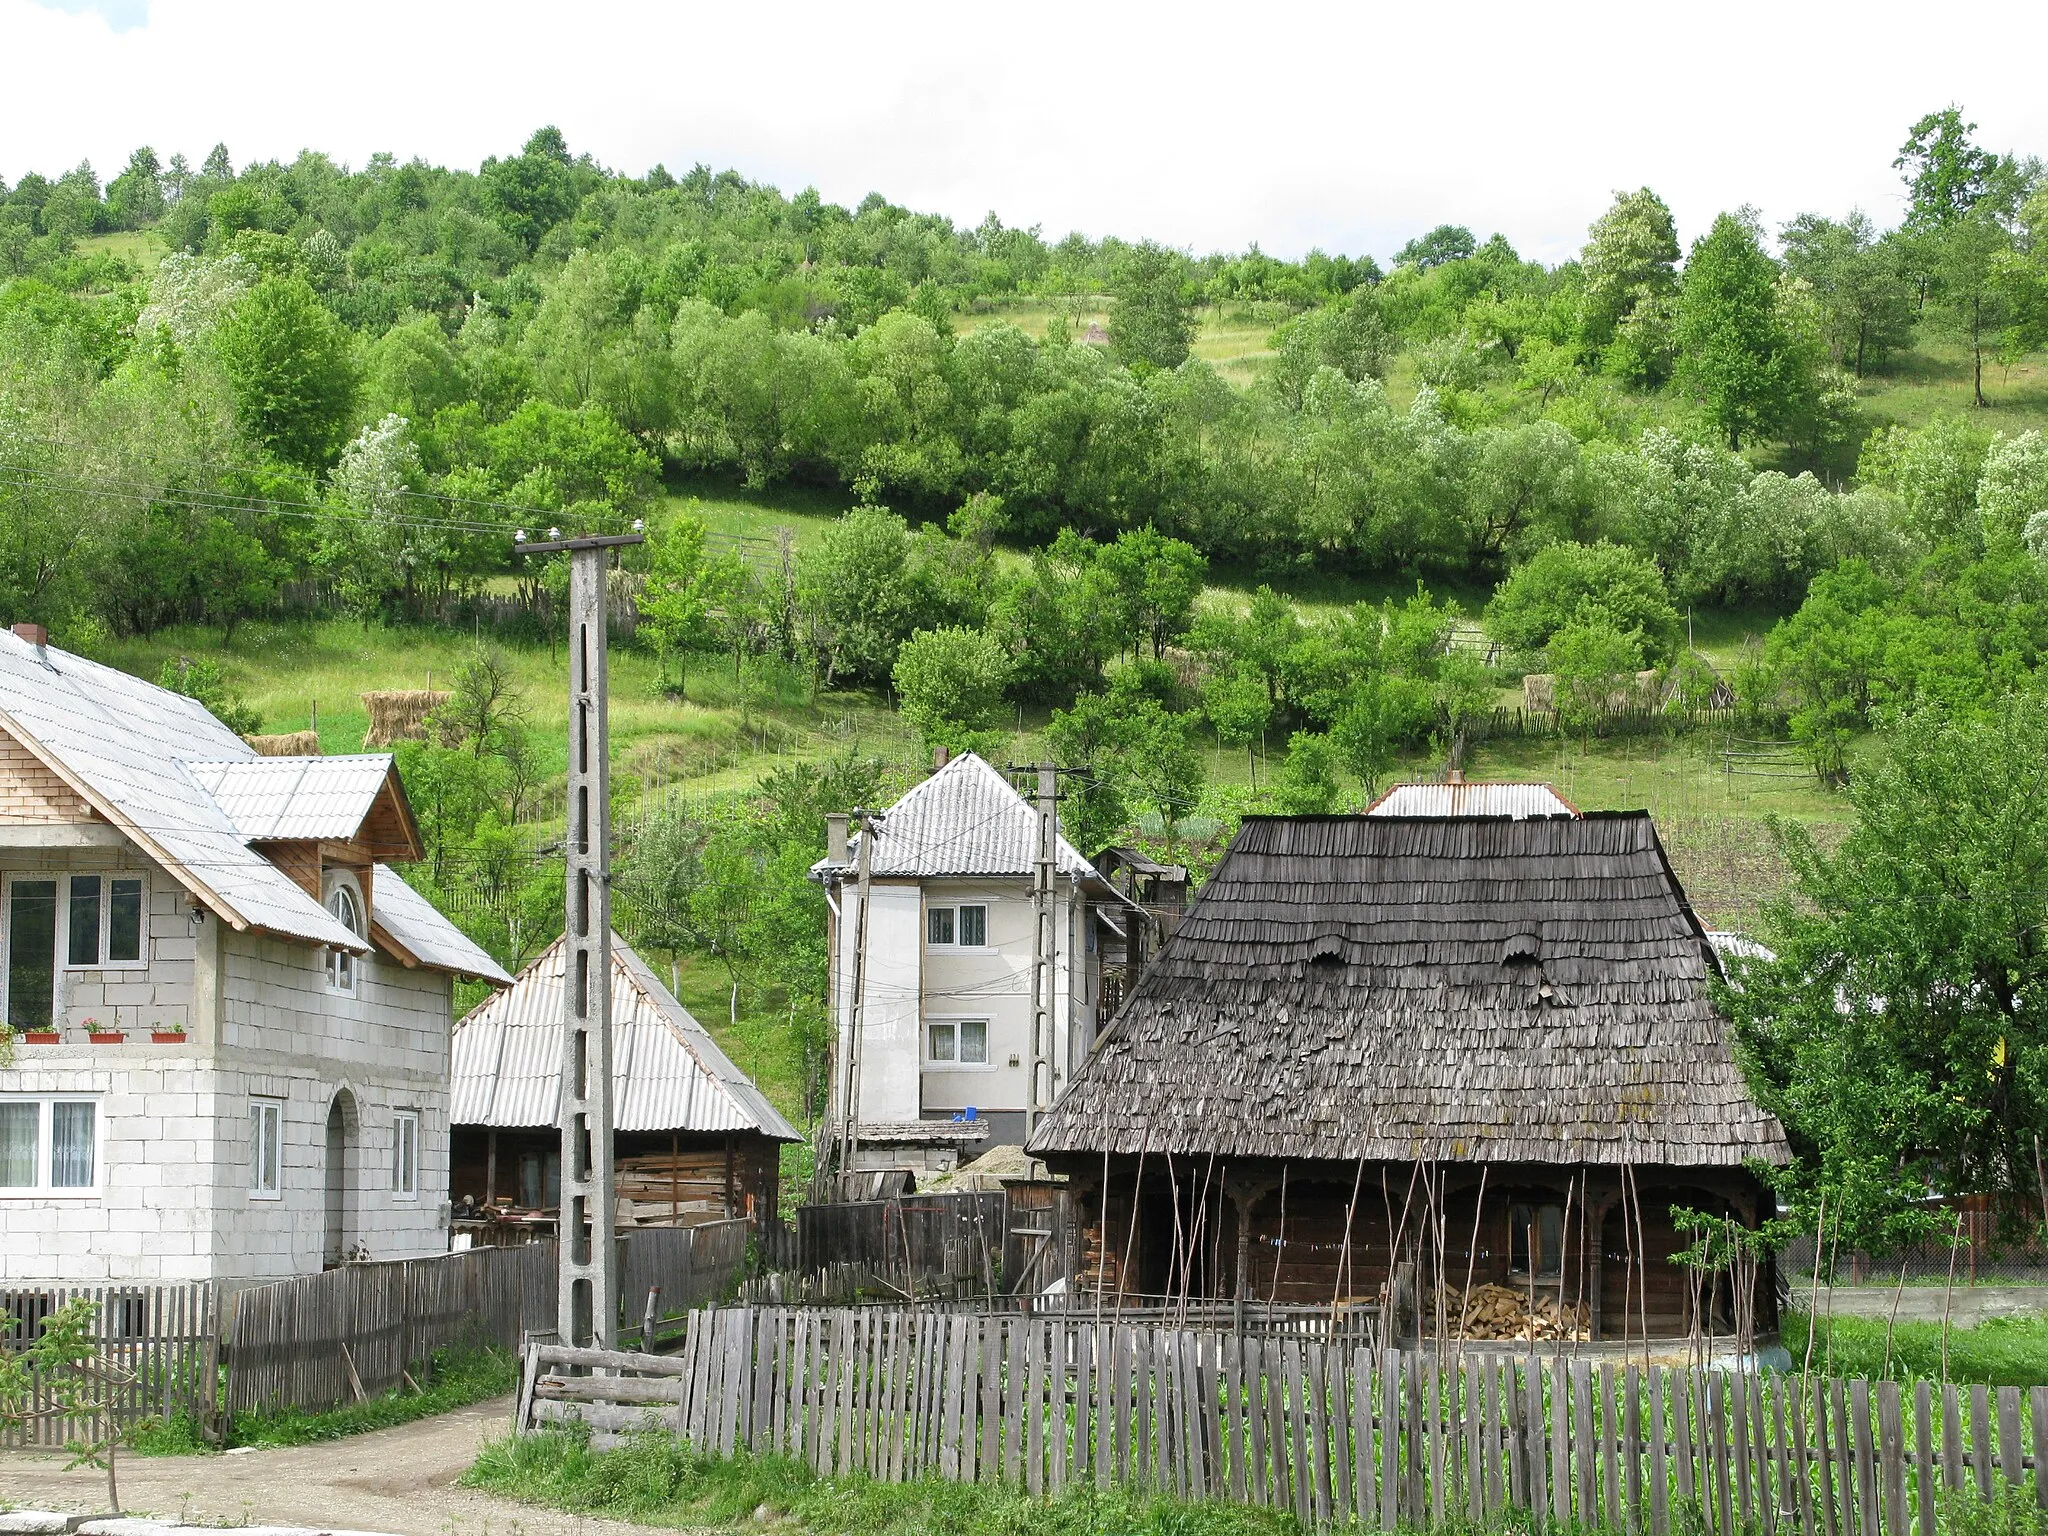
(1027, 812, 1790, 1168)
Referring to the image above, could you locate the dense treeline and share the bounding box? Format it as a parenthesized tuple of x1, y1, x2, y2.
(3, 114, 2043, 632)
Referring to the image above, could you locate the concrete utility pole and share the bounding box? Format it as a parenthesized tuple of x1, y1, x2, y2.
(826, 809, 879, 1195)
(518, 525, 642, 1350)
(1026, 764, 1058, 1140)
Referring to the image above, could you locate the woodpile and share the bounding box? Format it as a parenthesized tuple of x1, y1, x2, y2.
(614, 1148, 735, 1224)
(1437, 1283, 1590, 1341)
(361, 690, 449, 748)
(244, 730, 321, 757)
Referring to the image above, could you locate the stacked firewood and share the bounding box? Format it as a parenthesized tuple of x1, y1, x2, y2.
(1436, 1283, 1591, 1341)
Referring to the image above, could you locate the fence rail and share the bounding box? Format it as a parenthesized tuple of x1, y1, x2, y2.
(1, 1283, 217, 1449)
(522, 1306, 2046, 1534)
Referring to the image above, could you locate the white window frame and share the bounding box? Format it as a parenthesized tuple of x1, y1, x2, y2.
(249, 1097, 284, 1199)
(925, 903, 991, 951)
(0, 1095, 103, 1197)
(323, 873, 365, 996)
(923, 1016, 992, 1068)
(63, 872, 149, 971)
(390, 1109, 419, 1200)
(2, 873, 63, 1032)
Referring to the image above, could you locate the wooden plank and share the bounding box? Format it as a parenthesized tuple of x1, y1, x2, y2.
(1134, 1325, 1155, 1491)
(1602, 1363, 1622, 1532)
(1485, 1355, 1505, 1519)
(1381, 1349, 1401, 1532)
(1970, 1384, 1992, 1501)
(1551, 1357, 1572, 1532)
(1791, 1371, 1817, 1536)
(1756, 1373, 1779, 1536)
(1626, 1364, 1645, 1535)
(1941, 1383, 1963, 1495)
(1225, 1331, 1247, 1503)
(1880, 1382, 1906, 1536)
(997, 1317, 1018, 1487)
(1329, 1343, 1351, 1518)
(1072, 1318, 1093, 1489)
(1114, 1325, 1134, 1491)
(1268, 1336, 1292, 1513)
(1202, 1331, 1225, 1505)
(1048, 1320, 1068, 1497)
(1915, 1381, 1936, 1536)
(1244, 1334, 1269, 1509)
(1466, 1350, 1487, 1528)
(1649, 1366, 1672, 1536)
(1526, 1359, 1549, 1533)
(1313, 1343, 1336, 1529)
(1574, 1362, 1596, 1531)
(1356, 1344, 1378, 1529)
(1853, 1380, 1879, 1536)
(1286, 1337, 1312, 1526)
(1713, 1373, 1737, 1536)
(2032, 1387, 2048, 1517)
(979, 1318, 1001, 1484)
(1770, 1374, 1793, 1536)
(1998, 1387, 2025, 1492)
(1025, 1314, 1045, 1496)
(1734, 1367, 1755, 1531)
(1833, 1378, 1854, 1536)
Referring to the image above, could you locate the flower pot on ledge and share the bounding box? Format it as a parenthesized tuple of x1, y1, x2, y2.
(89, 1032, 124, 1044)
(152, 1031, 187, 1044)
(22, 1031, 59, 1044)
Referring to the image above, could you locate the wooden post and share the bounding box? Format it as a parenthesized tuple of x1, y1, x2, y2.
(485, 1129, 498, 1205)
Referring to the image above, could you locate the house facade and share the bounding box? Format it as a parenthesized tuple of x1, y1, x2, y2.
(813, 752, 1134, 1166)
(0, 624, 510, 1288)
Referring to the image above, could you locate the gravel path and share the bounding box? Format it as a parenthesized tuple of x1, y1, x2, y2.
(0, 1397, 693, 1536)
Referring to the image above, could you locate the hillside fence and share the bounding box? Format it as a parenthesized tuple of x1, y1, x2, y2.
(0, 1282, 217, 1449)
(522, 1305, 2044, 1535)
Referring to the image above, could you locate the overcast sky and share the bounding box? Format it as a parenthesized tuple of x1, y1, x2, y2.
(4, 0, 2045, 267)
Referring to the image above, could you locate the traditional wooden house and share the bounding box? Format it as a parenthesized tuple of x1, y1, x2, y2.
(448, 932, 800, 1234)
(1027, 812, 1791, 1340)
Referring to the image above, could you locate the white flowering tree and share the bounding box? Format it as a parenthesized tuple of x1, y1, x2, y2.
(320, 414, 438, 619)
(134, 251, 256, 349)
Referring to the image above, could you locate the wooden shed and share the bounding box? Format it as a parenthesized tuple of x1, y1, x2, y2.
(449, 933, 801, 1235)
(1027, 812, 1792, 1341)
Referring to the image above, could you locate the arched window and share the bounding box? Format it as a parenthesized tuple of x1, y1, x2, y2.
(326, 877, 364, 994)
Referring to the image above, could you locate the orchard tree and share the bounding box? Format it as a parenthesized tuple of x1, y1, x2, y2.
(1579, 187, 1680, 382)
(640, 510, 720, 697)
(1485, 540, 1680, 658)
(1094, 526, 1207, 659)
(1106, 242, 1196, 371)
(1674, 211, 1810, 450)
(891, 625, 1012, 754)
(1725, 697, 2048, 1249)
(212, 275, 357, 469)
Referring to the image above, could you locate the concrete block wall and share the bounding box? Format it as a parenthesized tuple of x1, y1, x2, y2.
(3, 852, 457, 1288)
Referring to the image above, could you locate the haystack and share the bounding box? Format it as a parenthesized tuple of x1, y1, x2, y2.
(1522, 672, 1555, 713)
(361, 690, 449, 748)
(243, 730, 321, 757)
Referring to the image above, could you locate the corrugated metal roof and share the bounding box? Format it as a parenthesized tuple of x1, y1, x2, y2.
(812, 752, 1098, 880)
(185, 756, 395, 841)
(0, 632, 360, 950)
(1366, 781, 1579, 819)
(374, 866, 513, 984)
(451, 933, 799, 1139)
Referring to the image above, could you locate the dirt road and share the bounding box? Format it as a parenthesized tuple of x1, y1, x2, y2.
(0, 1397, 686, 1536)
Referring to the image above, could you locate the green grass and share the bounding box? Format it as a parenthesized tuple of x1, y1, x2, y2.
(1853, 342, 2048, 437)
(128, 1342, 517, 1455)
(466, 1429, 1315, 1536)
(74, 229, 168, 271)
(1781, 1313, 2048, 1389)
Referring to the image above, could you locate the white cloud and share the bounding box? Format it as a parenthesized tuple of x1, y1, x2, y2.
(2, 0, 2044, 265)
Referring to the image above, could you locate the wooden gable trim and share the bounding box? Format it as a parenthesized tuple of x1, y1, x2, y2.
(366, 771, 425, 862)
(0, 707, 252, 932)
(371, 917, 423, 970)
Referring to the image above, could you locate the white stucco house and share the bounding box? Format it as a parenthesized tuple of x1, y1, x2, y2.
(812, 752, 1134, 1168)
(0, 623, 511, 1288)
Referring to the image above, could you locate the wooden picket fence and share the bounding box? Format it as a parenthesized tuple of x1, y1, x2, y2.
(520, 1306, 2045, 1534)
(222, 1243, 555, 1417)
(0, 1283, 218, 1448)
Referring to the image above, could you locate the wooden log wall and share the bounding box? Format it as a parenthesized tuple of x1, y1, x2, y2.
(524, 1306, 2047, 1535)
(0, 1283, 217, 1448)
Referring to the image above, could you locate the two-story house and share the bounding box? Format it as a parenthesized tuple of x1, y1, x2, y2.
(0, 624, 510, 1288)
(813, 752, 1135, 1170)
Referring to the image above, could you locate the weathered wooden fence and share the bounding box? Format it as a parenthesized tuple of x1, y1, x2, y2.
(522, 1306, 2046, 1534)
(619, 1218, 751, 1338)
(788, 1194, 1006, 1296)
(222, 1243, 556, 1417)
(1, 1283, 217, 1448)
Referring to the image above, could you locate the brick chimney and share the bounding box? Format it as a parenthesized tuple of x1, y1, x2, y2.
(932, 746, 950, 770)
(11, 622, 49, 647)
